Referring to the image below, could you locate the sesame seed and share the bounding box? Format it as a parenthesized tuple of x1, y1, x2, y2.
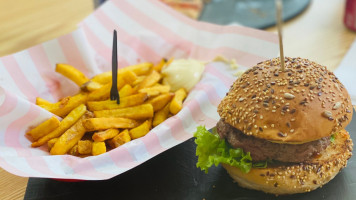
(284, 93, 295, 99)
(278, 132, 287, 137)
(322, 111, 332, 118)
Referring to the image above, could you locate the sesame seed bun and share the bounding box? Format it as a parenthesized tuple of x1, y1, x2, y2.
(218, 57, 353, 143)
(222, 129, 353, 195)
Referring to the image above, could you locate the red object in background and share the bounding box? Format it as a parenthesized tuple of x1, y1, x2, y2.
(345, 0, 356, 31)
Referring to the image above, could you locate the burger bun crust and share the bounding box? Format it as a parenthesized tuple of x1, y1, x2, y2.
(218, 57, 353, 143)
(222, 129, 353, 195)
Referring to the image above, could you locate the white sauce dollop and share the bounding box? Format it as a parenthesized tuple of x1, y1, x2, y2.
(161, 59, 205, 92)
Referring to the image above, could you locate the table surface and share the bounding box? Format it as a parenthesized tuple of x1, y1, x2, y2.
(0, 0, 355, 199)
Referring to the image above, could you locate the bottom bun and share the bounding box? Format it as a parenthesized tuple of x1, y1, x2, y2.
(222, 129, 353, 195)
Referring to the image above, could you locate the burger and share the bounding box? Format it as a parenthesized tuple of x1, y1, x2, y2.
(194, 57, 353, 195)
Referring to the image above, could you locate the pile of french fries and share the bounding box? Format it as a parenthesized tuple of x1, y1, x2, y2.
(26, 59, 188, 157)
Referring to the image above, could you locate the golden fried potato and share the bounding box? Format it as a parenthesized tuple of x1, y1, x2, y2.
(92, 141, 106, 156)
(119, 84, 134, 97)
(129, 120, 152, 139)
(170, 88, 187, 115)
(83, 117, 139, 131)
(36, 97, 53, 107)
(92, 129, 119, 142)
(87, 82, 111, 101)
(37, 93, 88, 118)
(81, 81, 103, 92)
(88, 70, 137, 101)
(32, 104, 87, 147)
(153, 58, 166, 72)
(132, 75, 146, 86)
(94, 104, 154, 120)
(47, 138, 58, 152)
(27, 116, 60, 141)
(121, 62, 152, 76)
(137, 70, 161, 90)
(87, 93, 148, 111)
(148, 93, 174, 112)
(56, 63, 89, 86)
(50, 111, 93, 155)
(153, 103, 171, 127)
(107, 129, 131, 148)
(69, 144, 79, 156)
(138, 84, 170, 97)
(90, 63, 152, 85)
(78, 140, 93, 155)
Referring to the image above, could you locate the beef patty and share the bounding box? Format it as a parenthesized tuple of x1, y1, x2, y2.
(216, 119, 330, 163)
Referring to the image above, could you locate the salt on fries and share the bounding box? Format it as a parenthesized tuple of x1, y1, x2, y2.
(27, 59, 188, 157)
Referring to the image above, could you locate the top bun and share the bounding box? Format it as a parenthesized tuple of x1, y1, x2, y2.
(218, 57, 353, 143)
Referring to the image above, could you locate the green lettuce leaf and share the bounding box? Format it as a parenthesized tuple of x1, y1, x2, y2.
(194, 126, 253, 174)
(330, 134, 336, 143)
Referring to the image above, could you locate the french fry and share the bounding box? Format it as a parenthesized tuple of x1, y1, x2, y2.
(31, 104, 87, 147)
(36, 97, 53, 107)
(170, 88, 187, 115)
(138, 84, 170, 97)
(92, 141, 106, 156)
(90, 71, 112, 84)
(50, 111, 93, 155)
(94, 104, 154, 120)
(78, 140, 93, 155)
(92, 129, 119, 142)
(129, 120, 151, 139)
(88, 71, 137, 101)
(28, 59, 191, 157)
(153, 58, 173, 72)
(137, 70, 161, 90)
(148, 93, 174, 112)
(26, 116, 60, 141)
(47, 138, 58, 152)
(87, 93, 148, 111)
(87, 82, 111, 101)
(119, 84, 134, 97)
(38, 93, 87, 118)
(36, 98, 61, 114)
(56, 63, 89, 86)
(153, 58, 166, 72)
(80, 81, 103, 92)
(153, 103, 171, 127)
(91, 69, 137, 85)
(132, 75, 146, 86)
(90, 63, 152, 84)
(122, 70, 138, 85)
(107, 129, 131, 148)
(121, 62, 153, 76)
(55, 93, 88, 117)
(69, 144, 79, 156)
(83, 117, 139, 131)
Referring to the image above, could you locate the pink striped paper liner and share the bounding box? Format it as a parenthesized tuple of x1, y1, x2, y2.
(110, 0, 272, 66)
(0, 88, 18, 117)
(0, 0, 278, 179)
(94, 9, 162, 64)
(1, 56, 40, 102)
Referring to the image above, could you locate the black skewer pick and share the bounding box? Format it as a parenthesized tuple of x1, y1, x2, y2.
(110, 30, 120, 104)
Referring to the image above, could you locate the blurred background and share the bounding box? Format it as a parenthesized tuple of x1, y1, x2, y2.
(0, 0, 356, 199)
(0, 0, 355, 70)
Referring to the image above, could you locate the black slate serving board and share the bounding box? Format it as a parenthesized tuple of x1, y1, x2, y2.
(25, 110, 356, 200)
